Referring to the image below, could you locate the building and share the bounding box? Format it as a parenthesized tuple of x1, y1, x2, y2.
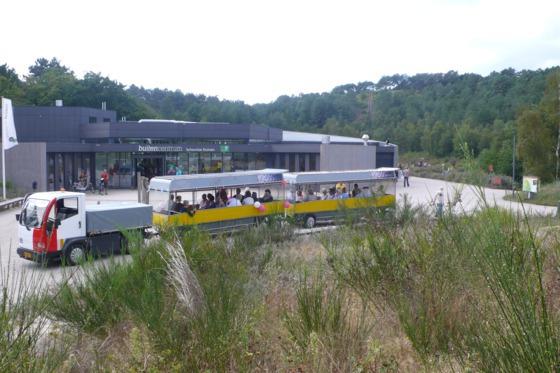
(1, 104, 397, 192)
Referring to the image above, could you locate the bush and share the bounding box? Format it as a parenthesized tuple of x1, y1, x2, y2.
(283, 269, 371, 371)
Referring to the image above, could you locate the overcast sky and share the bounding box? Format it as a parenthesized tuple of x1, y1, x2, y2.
(1, 0, 559, 104)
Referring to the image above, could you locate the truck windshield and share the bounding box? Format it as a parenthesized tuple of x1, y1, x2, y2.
(20, 198, 50, 228)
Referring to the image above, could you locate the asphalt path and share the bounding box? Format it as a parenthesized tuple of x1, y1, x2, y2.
(0, 180, 556, 293)
(398, 176, 556, 216)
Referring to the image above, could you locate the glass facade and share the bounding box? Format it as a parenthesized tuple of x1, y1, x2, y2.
(47, 152, 96, 191)
(233, 153, 247, 171)
(46, 150, 318, 191)
(200, 152, 211, 173)
(223, 153, 232, 172)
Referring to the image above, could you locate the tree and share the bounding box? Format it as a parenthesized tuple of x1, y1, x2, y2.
(516, 71, 559, 182)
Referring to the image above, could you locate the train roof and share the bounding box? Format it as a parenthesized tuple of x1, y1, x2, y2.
(149, 169, 288, 192)
(283, 168, 399, 185)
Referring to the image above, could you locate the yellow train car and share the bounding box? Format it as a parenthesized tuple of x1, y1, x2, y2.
(148, 168, 399, 232)
(282, 168, 399, 228)
(149, 169, 287, 232)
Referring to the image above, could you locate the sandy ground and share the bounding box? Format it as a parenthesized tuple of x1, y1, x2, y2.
(0, 179, 556, 292)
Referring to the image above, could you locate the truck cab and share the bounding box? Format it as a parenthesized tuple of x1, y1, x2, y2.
(17, 191, 153, 265)
(17, 191, 87, 264)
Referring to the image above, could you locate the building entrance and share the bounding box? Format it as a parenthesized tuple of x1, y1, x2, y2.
(134, 156, 164, 180)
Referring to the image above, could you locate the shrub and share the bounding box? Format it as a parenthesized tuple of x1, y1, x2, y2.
(283, 270, 372, 371)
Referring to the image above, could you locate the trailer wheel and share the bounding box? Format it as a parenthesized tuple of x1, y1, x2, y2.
(304, 215, 316, 229)
(66, 244, 86, 266)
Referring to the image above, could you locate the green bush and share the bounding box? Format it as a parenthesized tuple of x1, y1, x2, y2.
(283, 270, 371, 371)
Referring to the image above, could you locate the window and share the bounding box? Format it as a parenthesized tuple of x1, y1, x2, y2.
(247, 153, 256, 170)
(47, 154, 55, 191)
(223, 153, 232, 172)
(103, 118, 111, 123)
(233, 153, 247, 171)
(298, 154, 305, 172)
(88, 116, 97, 124)
(211, 153, 223, 172)
(309, 154, 317, 171)
(56, 197, 78, 221)
(200, 152, 211, 173)
(289, 154, 295, 172)
(256, 153, 266, 170)
(189, 153, 199, 174)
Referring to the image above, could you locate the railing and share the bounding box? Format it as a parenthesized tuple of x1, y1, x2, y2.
(0, 197, 24, 211)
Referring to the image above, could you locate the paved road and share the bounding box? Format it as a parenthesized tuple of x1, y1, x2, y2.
(396, 176, 556, 216)
(0, 181, 555, 293)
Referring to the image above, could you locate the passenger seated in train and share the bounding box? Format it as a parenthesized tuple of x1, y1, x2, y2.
(328, 187, 336, 199)
(206, 194, 217, 209)
(199, 194, 208, 209)
(361, 186, 372, 197)
(295, 190, 304, 203)
(304, 189, 316, 202)
(261, 189, 273, 202)
(218, 188, 228, 207)
(338, 187, 350, 199)
(351, 183, 361, 197)
(227, 194, 242, 207)
(235, 188, 243, 202)
(242, 190, 254, 205)
(173, 195, 184, 212)
(184, 201, 195, 216)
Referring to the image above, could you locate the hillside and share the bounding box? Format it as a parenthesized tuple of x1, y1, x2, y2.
(1, 58, 558, 177)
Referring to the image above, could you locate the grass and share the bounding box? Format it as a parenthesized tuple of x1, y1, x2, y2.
(0, 256, 67, 372)
(283, 269, 373, 371)
(4, 190, 560, 371)
(504, 182, 560, 206)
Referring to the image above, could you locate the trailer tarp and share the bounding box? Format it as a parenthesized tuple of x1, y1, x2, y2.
(85, 203, 152, 234)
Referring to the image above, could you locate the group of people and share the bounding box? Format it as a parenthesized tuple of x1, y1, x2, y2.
(168, 195, 196, 215)
(167, 187, 275, 214)
(291, 183, 374, 202)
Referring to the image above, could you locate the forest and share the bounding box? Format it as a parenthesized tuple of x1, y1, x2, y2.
(1, 58, 558, 181)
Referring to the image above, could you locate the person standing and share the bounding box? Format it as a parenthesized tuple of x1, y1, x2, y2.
(403, 167, 410, 187)
(435, 187, 444, 218)
(100, 169, 109, 195)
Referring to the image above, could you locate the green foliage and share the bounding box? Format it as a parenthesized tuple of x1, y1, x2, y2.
(517, 71, 560, 182)
(46, 222, 297, 371)
(1, 261, 66, 372)
(2, 57, 556, 172)
(283, 270, 372, 371)
(326, 199, 560, 370)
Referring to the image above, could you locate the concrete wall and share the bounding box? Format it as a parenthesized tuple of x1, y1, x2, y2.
(0, 142, 47, 194)
(319, 144, 376, 171)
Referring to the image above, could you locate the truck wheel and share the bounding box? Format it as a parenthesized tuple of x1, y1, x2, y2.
(66, 244, 86, 266)
(304, 215, 316, 229)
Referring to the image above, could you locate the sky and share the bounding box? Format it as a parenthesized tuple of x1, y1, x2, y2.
(1, 0, 560, 104)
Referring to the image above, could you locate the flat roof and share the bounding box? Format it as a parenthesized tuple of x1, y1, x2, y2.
(282, 130, 383, 145)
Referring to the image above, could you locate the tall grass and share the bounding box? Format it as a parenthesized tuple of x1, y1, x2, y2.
(0, 256, 66, 372)
(46, 222, 291, 371)
(326, 198, 560, 370)
(283, 269, 372, 371)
